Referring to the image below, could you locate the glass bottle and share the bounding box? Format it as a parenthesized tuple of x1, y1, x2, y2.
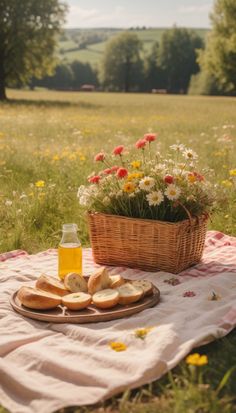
(58, 223, 82, 280)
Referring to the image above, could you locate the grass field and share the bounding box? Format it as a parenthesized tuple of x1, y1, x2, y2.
(0, 89, 236, 413)
(59, 28, 208, 65)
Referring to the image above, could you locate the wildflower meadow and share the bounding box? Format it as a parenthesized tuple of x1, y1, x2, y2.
(0, 89, 236, 413)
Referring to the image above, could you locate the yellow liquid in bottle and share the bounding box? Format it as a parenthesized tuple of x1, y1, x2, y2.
(58, 243, 82, 280)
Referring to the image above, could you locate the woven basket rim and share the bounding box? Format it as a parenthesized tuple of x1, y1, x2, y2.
(87, 211, 207, 227)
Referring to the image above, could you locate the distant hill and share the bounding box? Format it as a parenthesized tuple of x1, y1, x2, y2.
(59, 27, 209, 67)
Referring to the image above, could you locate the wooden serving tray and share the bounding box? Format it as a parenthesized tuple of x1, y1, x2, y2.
(10, 284, 160, 324)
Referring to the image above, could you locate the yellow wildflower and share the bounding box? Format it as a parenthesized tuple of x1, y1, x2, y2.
(188, 174, 197, 184)
(186, 353, 208, 366)
(52, 155, 60, 161)
(127, 172, 144, 181)
(229, 169, 236, 176)
(35, 180, 45, 188)
(134, 327, 153, 340)
(131, 160, 141, 169)
(221, 180, 233, 188)
(109, 342, 127, 352)
(68, 154, 76, 161)
(80, 155, 86, 161)
(123, 182, 136, 193)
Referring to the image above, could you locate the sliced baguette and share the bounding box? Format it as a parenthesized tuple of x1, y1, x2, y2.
(88, 267, 110, 295)
(92, 289, 119, 309)
(64, 273, 88, 293)
(36, 274, 69, 297)
(109, 274, 125, 289)
(62, 292, 91, 310)
(17, 286, 61, 310)
(131, 280, 153, 296)
(116, 283, 143, 305)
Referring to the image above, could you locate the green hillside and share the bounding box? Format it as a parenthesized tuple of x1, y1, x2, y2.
(59, 27, 209, 67)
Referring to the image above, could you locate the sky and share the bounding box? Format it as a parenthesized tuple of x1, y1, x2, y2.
(65, 0, 215, 29)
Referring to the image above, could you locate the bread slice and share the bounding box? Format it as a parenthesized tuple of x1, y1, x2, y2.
(116, 283, 143, 305)
(17, 286, 61, 310)
(36, 274, 69, 297)
(62, 292, 91, 310)
(109, 274, 125, 289)
(64, 273, 88, 293)
(88, 267, 110, 295)
(131, 280, 153, 296)
(92, 289, 119, 309)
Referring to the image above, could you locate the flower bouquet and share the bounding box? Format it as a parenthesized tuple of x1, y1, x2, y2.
(78, 134, 214, 273)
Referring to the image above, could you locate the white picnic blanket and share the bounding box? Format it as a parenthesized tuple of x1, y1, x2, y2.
(0, 230, 236, 413)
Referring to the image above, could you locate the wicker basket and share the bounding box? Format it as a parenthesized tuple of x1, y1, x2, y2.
(87, 212, 208, 274)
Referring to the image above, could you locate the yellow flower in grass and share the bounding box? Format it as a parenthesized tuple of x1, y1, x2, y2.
(35, 180, 45, 188)
(52, 155, 60, 161)
(221, 180, 233, 188)
(131, 160, 141, 169)
(134, 327, 154, 340)
(109, 342, 127, 352)
(123, 182, 136, 193)
(186, 353, 208, 366)
(229, 169, 236, 176)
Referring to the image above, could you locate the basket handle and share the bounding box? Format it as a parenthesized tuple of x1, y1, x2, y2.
(176, 201, 193, 228)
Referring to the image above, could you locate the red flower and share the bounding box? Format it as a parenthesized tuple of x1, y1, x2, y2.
(94, 152, 105, 162)
(135, 139, 147, 149)
(144, 133, 156, 142)
(103, 168, 112, 175)
(110, 165, 119, 172)
(164, 175, 174, 184)
(194, 172, 204, 181)
(113, 145, 124, 156)
(88, 175, 100, 184)
(116, 167, 128, 179)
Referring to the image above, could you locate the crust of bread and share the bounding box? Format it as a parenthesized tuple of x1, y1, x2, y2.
(92, 289, 119, 309)
(116, 283, 143, 305)
(109, 274, 125, 289)
(64, 273, 88, 293)
(88, 267, 110, 295)
(131, 280, 153, 296)
(36, 274, 69, 297)
(17, 286, 61, 310)
(62, 292, 91, 310)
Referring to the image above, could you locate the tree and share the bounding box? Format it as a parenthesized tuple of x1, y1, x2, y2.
(0, 0, 67, 100)
(198, 0, 236, 93)
(102, 32, 143, 92)
(159, 28, 203, 93)
(144, 42, 167, 91)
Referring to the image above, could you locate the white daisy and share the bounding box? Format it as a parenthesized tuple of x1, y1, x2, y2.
(170, 144, 186, 152)
(5, 200, 13, 206)
(146, 191, 164, 206)
(165, 184, 181, 201)
(183, 148, 198, 161)
(139, 176, 155, 191)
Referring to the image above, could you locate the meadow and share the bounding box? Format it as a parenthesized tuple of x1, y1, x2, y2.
(0, 89, 236, 413)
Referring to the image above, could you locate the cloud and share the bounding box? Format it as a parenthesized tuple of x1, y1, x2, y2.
(179, 4, 211, 14)
(66, 5, 127, 28)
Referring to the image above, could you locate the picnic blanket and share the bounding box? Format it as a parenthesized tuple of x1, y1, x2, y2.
(0, 230, 236, 413)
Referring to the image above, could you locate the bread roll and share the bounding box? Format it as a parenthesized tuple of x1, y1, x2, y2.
(36, 274, 69, 296)
(64, 273, 88, 293)
(62, 292, 91, 310)
(109, 274, 125, 288)
(92, 289, 119, 309)
(131, 280, 153, 296)
(88, 267, 110, 295)
(116, 283, 143, 305)
(17, 286, 61, 310)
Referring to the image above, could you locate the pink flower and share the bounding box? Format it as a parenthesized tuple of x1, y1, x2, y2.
(94, 152, 105, 162)
(110, 165, 119, 172)
(88, 175, 100, 184)
(103, 168, 112, 175)
(116, 167, 128, 179)
(135, 139, 147, 149)
(194, 172, 204, 182)
(113, 145, 124, 156)
(164, 175, 174, 184)
(183, 291, 196, 297)
(144, 133, 156, 142)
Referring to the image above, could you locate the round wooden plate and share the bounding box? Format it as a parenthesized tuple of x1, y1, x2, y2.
(10, 284, 160, 324)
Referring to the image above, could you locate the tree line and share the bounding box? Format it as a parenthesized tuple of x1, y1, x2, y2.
(0, 0, 235, 100)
